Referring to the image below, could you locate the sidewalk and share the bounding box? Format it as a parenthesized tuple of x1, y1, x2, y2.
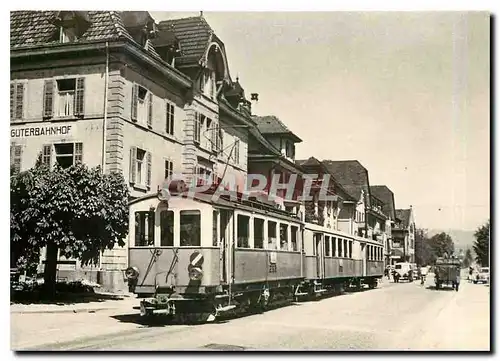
(10, 293, 138, 314)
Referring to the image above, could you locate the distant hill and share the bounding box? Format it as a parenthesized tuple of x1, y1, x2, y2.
(427, 228, 476, 252)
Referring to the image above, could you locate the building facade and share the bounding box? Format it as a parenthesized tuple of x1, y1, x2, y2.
(10, 11, 254, 292)
(370, 185, 397, 267)
(391, 207, 416, 264)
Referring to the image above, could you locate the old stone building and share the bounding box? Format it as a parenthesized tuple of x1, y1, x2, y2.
(10, 11, 254, 291)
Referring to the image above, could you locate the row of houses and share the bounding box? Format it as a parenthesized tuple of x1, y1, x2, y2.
(10, 11, 416, 292)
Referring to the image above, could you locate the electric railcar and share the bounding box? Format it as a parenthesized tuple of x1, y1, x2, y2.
(125, 182, 384, 322)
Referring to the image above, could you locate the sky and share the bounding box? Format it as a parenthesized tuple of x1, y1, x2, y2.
(152, 11, 490, 231)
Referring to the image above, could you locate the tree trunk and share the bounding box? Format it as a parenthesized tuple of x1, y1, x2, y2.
(43, 242, 58, 298)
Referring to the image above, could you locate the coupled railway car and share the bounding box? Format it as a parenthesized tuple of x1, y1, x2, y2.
(125, 180, 385, 322)
(296, 222, 384, 297)
(125, 181, 305, 322)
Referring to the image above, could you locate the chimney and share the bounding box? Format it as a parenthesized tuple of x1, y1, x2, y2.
(251, 93, 259, 115)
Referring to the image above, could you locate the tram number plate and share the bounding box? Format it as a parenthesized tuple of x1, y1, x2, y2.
(269, 264, 277, 273)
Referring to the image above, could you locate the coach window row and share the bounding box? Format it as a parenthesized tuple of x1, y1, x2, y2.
(134, 209, 202, 247)
(367, 245, 383, 261)
(236, 213, 300, 252)
(322, 236, 353, 259)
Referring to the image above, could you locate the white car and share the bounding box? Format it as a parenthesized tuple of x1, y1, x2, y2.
(474, 267, 489, 284)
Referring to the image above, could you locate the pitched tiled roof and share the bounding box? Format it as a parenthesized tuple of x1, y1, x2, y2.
(10, 11, 132, 48)
(158, 16, 213, 65)
(295, 157, 356, 202)
(252, 115, 302, 143)
(396, 209, 412, 229)
(322, 160, 370, 205)
(370, 185, 396, 220)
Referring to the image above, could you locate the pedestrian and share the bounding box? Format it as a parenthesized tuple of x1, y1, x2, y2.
(469, 266, 473, 283)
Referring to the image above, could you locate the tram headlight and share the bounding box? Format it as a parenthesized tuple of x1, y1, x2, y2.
(188, 266, 203, 281)
(125, 266, 140, 280)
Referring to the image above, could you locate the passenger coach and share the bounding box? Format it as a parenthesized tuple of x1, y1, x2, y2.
(125, 181, 305, 322)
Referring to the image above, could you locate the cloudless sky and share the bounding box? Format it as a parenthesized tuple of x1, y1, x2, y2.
(151, 11, 490, 231)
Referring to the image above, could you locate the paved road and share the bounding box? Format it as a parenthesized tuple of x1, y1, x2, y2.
(12, 275, 490, 351)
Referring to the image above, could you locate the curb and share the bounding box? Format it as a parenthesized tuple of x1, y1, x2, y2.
(11, 307, 119, 315)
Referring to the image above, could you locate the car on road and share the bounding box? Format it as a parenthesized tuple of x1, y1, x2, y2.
(474, 267, 489, 284)
(393, 262, 414, 282)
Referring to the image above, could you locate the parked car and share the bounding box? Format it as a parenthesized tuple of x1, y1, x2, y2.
(474, 267, 489, 284)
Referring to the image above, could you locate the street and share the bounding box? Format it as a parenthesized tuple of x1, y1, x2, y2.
(11, 274, 490, 351)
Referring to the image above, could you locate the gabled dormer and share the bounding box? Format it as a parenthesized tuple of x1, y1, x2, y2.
(224, 78, 252, 115)
(252, 115, 302, 163)
(159, 16, 232, 102)
(50, 11, 91, 43)
(121, 11, 158, 48)
(152, 23, 181, 66)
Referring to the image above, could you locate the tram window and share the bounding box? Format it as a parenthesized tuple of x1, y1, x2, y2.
(338, 238, 343, 258)
(254, 218, 264, 249)
(135, 211, 154, 246)
(180, 210, 201, 247)
(268, 221, 277, 250)
(160, 210, 174, 246)
(343, 239, 348, 257)
(291, 226, 298, 251)
(332, 237, 336, 257)
(349, 241, 352, 258)
(325, 236, 330, 257)
(280, 224, 289, 250)
(213, 211, 218, 247)
(237, 215, 250, 248)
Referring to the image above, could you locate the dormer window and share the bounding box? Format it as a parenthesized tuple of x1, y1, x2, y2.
(59, 27, 76, 43)
(200, 68, 216, 99)
(51, 11, 91, 44)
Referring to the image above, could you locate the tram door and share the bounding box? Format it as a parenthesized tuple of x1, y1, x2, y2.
(361, 243, 367, 277)
(314, 233, 323, 279)
(219, 210, 231, 284)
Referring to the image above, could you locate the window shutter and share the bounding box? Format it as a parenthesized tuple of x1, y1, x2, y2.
(43, 80, 54, 118)
(147, 93, 153, 128)
(74, 77, 85, 117)
(131, 84, 138, 122)
(10, 145, 15, 173)
(74, 143, 83, 164)
(170, 104, 175, 135)
(15, 83, 25, 120)
(146, 152, 152, 188)
(10, 83, 15, 120)
(12, 145, 22, 174)
(129, 146, 137, 184)
(42, 144, 52, 167)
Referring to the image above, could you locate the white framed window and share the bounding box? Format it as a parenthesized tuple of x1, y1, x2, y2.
(233, 139, 240, 164)
(166, 101, 175, 135)
(129, 146, 152, 188)
(44, 142, 83, 169)
(43, 78, 85, 119)
(200, 69, 216, 99)
(164, 159, 174, 180)
(194, 112, 202, 144)
(131, 84, 153, 127)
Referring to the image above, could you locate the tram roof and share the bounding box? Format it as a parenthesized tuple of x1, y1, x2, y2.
(129, 191, 303, 223)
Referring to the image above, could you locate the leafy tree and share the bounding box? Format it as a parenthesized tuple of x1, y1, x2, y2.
(427, 232, 455, 264)
(473, 220, 490, 266)
(10, 159, 129, 296)
(415, 228, 432, 266)
(462, 248, 473, 268)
